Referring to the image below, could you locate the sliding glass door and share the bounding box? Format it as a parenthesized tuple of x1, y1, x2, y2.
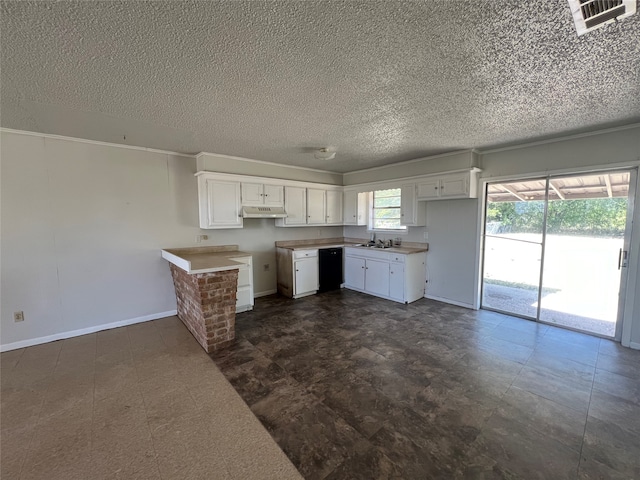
(481, 169, 635, 338)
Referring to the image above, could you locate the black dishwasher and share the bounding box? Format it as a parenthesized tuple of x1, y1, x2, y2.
(318, 248, 343, 293)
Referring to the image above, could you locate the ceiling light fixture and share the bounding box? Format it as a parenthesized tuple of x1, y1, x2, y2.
(314, 147, 336, 160)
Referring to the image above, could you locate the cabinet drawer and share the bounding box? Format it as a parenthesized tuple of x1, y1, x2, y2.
(293, 249, 318, 259)
(390, 254, 405, 263)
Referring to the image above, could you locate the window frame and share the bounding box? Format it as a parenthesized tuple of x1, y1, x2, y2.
(368, 189, 408, 233)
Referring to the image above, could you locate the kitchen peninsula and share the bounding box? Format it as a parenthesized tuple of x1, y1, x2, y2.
(161, 245, 253, 353)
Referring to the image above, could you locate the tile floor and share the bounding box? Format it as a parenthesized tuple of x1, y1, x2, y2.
(211, 290, 640, 479)
(0, 317, 301, 480)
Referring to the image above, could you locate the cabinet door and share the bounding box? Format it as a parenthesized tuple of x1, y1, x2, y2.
(294, 257, 318, 295)
(307, 188, 326, 225)
(284, 186, 307, 225)
(401, 184, 417, 226)
(202, 179, 242, 228)
(389, 262, 405, 302)
(365, 259, 390, 297)
(263, 184, 284, 207)
(326, 190, 343, 225)
(241, 182, 264, 205)
(343, 191, 357, 225)
(344, 256, 365, 290)
(440, 174, 469, 198)
(343, 191, 367, 226)
(417, 179, 441, 200)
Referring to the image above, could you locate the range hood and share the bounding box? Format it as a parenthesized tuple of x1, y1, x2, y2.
(241, 206, 288, 218)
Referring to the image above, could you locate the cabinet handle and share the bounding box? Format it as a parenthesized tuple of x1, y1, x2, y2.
(435, 186, 438, 190)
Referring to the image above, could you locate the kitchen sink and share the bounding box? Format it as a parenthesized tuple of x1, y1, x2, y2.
(352, 244, 392, 249)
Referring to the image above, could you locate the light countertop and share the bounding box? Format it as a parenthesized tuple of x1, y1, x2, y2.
(161, 246, 251, 274)
(275, 237, 428, 254)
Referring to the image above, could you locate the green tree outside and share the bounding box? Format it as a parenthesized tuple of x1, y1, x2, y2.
(486, 198, 628, 237)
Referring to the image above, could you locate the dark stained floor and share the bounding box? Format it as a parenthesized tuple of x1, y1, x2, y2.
(210, 290, 640, 480)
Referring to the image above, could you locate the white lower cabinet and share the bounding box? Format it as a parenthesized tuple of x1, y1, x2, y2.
(344, 247, 426, 304)
(345, 256, 365, 290)
(389, 262, 405, 301)
(365, 259, 390, 297)
(229, 255, 254, 313)
(293, 250, 319, 298)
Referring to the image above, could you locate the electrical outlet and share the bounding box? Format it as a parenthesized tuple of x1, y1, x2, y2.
(424, 231, 429, 241)
(195, 235, 201, 243)
(14, 311, 24, 322)
(195, 234, 209, 243)
(263, 263, 270, 272)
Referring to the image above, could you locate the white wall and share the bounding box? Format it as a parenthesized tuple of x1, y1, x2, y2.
(0, 131, 342, 350)
(423, 200, 479, 308)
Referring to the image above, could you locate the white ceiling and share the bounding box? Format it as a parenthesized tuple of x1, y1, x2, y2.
(1, 1, 639, 173)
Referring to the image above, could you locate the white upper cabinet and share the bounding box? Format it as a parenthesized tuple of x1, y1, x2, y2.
(440, 174, 470, 198)
(241, 182, 284, 206)
(306, 188, 326, 225)
(416, 170, 478, 200)
(197, 177, 243, 229)
(343, 191, 367, 226)
(326, 190, 343, 225)
(401, 184, 426, 226)
(281, 186, 307, 226)
(416, 178, 440, 200)
(263, 184, 285, 206)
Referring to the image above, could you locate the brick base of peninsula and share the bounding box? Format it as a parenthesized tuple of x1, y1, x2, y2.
(169, 264, 239, 353)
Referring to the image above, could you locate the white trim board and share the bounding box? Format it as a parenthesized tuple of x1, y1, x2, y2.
(629, 342, 640, 351)
(343, 149, 476, 177)
(477, 123, 640, 155)
(0, 310, 177, 352)
(0, 128, 194, 158)
(196, 152, 341, 175)
(424, 294, 476, 310)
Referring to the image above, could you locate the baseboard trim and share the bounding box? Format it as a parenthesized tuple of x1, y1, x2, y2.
(424, 294, 476, 310)
(630, 342, 640, 350)
(0, 310, 178, 352)
(254, 289, 277, 298)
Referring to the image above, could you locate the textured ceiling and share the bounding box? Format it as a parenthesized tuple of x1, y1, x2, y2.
(1, 1, 639, 173)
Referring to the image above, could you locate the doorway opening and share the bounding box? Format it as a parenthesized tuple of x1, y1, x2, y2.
(481, 170, 634, 338)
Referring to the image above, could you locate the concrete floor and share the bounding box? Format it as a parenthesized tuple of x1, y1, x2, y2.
(213, 290, 640, 479)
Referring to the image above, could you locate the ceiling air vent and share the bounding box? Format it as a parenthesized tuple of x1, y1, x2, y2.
(568, 0, 637, 35)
